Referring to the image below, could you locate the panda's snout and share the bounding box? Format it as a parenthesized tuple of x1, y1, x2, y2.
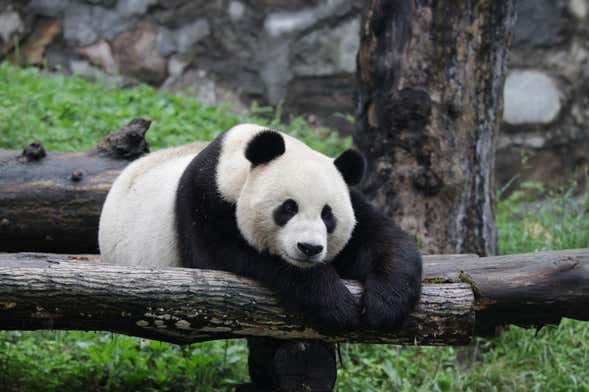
(297, 242, 323, 257)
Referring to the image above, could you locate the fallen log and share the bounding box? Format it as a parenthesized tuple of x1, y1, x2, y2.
(0, 249, 587, 345)
(0, 119, 191, 253)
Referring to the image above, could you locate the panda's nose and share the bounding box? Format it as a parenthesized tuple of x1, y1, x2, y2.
(297, 242, 324, 257)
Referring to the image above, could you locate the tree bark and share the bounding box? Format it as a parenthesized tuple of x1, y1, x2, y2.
(355, 0, 518, 256)
(0, 252, 475, 345)
(1, 249, 588, 344)
(0, 119, 156, 253)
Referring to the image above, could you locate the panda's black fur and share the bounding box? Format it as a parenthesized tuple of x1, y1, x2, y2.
(175, 130, 422, 332)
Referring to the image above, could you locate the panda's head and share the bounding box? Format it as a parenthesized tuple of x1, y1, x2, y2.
(236, 130, 365, 268)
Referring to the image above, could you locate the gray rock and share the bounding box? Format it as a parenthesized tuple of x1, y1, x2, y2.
(161, 68, 248, 113)
(264, 0, 351, 36)
(503, 70, 562, 125)
(156, 27, 176, 56)
(259, 38, 292, 104)
(85, 0, 116, 6)
(77, 40, 117, 73)
(512, 0, 565, 48)
(292, 17, 359, 76)
(166, 55, 189, 78)
(69, 59, 125, 85)
(156, 19, 210, 55)
(0, 10, 24, 44)
(175, 19, 210, 53)
(569, 0, 588, 18)
(64, 3, 137, 46)
(29, 0, 71, 17)
(117, 0, 158, 16)
(228, 1, 246, 21)
(153, 1, 220, 29)
(111, 20, 167, 84)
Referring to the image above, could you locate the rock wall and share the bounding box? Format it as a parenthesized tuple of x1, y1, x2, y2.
(498, 0, 589, 190)
(0, 0, 363, 132)
(1, 0, 588, 188)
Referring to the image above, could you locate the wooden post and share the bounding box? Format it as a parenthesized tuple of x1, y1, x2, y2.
(238, 338, 337, 392)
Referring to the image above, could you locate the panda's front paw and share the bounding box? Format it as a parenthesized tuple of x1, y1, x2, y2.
(308, 293, 360, 333)
(361, 281, 409, 331)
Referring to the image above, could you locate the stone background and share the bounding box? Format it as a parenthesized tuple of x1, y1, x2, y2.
(1, 0, 588, 189)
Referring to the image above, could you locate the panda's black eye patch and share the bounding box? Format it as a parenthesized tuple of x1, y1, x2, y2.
(322, 205, 337, 233)
(274, 199, 298, 226)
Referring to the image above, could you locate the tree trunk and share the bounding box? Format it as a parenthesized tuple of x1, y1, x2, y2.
(0, 119, 157, 253)
(355, 0, 518, 256)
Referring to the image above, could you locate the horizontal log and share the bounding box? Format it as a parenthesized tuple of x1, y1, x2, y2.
(423, 248, 589, 334)
(0, 119, 156, 253)
(1, 249, 588, 344)
(0, 252, 474, 346)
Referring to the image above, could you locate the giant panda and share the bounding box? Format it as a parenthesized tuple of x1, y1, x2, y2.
(99, 124, 422, 331)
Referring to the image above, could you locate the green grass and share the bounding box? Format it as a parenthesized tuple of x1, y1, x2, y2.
(0, 62, 351, 156)
(1, 62, 588, 391)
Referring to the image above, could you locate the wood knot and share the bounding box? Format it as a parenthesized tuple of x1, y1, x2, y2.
(95, 118, 151, 160)
(70, 170, 84, 182)
(413, 168, 443, 196)
(20, 142, 46, 162)
(385, 88, 432, 132)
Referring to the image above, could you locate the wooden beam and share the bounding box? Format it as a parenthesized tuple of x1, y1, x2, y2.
(0, 249, 587, 344)
(0, 252, 473, 345)
(423, 249, 589, 334)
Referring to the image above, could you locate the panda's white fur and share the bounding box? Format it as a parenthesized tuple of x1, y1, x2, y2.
(99, 124, 355, 268)
(98, 142, 207, 267)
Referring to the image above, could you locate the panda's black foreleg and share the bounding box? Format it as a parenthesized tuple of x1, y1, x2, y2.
(360, 230, 423, 330)
(287, 263, 361, 332)
(337, 190, 423, 331)
(254, 261, 361, 333)
(213, 243, 361, 332)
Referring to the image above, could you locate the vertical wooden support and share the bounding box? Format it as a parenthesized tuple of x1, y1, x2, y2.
(237, 338, 337, 391)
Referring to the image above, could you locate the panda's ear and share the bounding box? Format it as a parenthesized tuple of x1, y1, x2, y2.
(245, 130, 286, 166)
(334, 149, 366, 186)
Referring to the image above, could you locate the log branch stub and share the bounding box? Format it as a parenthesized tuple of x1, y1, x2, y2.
(93, 118, 151, 160)
(20, 142, 46, 162)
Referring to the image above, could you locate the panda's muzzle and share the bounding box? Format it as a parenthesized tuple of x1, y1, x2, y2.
(297, 242, 324, 257)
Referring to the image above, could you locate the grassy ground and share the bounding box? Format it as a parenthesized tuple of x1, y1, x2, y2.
(0, 62, 588, 391)
(0, 62, 350, 156)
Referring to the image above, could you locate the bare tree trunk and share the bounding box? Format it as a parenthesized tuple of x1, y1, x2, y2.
(355, 0, 518, 255)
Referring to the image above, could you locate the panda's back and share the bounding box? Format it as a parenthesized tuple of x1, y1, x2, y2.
(98, 142, 207, 267)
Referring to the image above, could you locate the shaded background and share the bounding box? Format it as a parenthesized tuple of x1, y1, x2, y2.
(1, 0, 588, 192)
